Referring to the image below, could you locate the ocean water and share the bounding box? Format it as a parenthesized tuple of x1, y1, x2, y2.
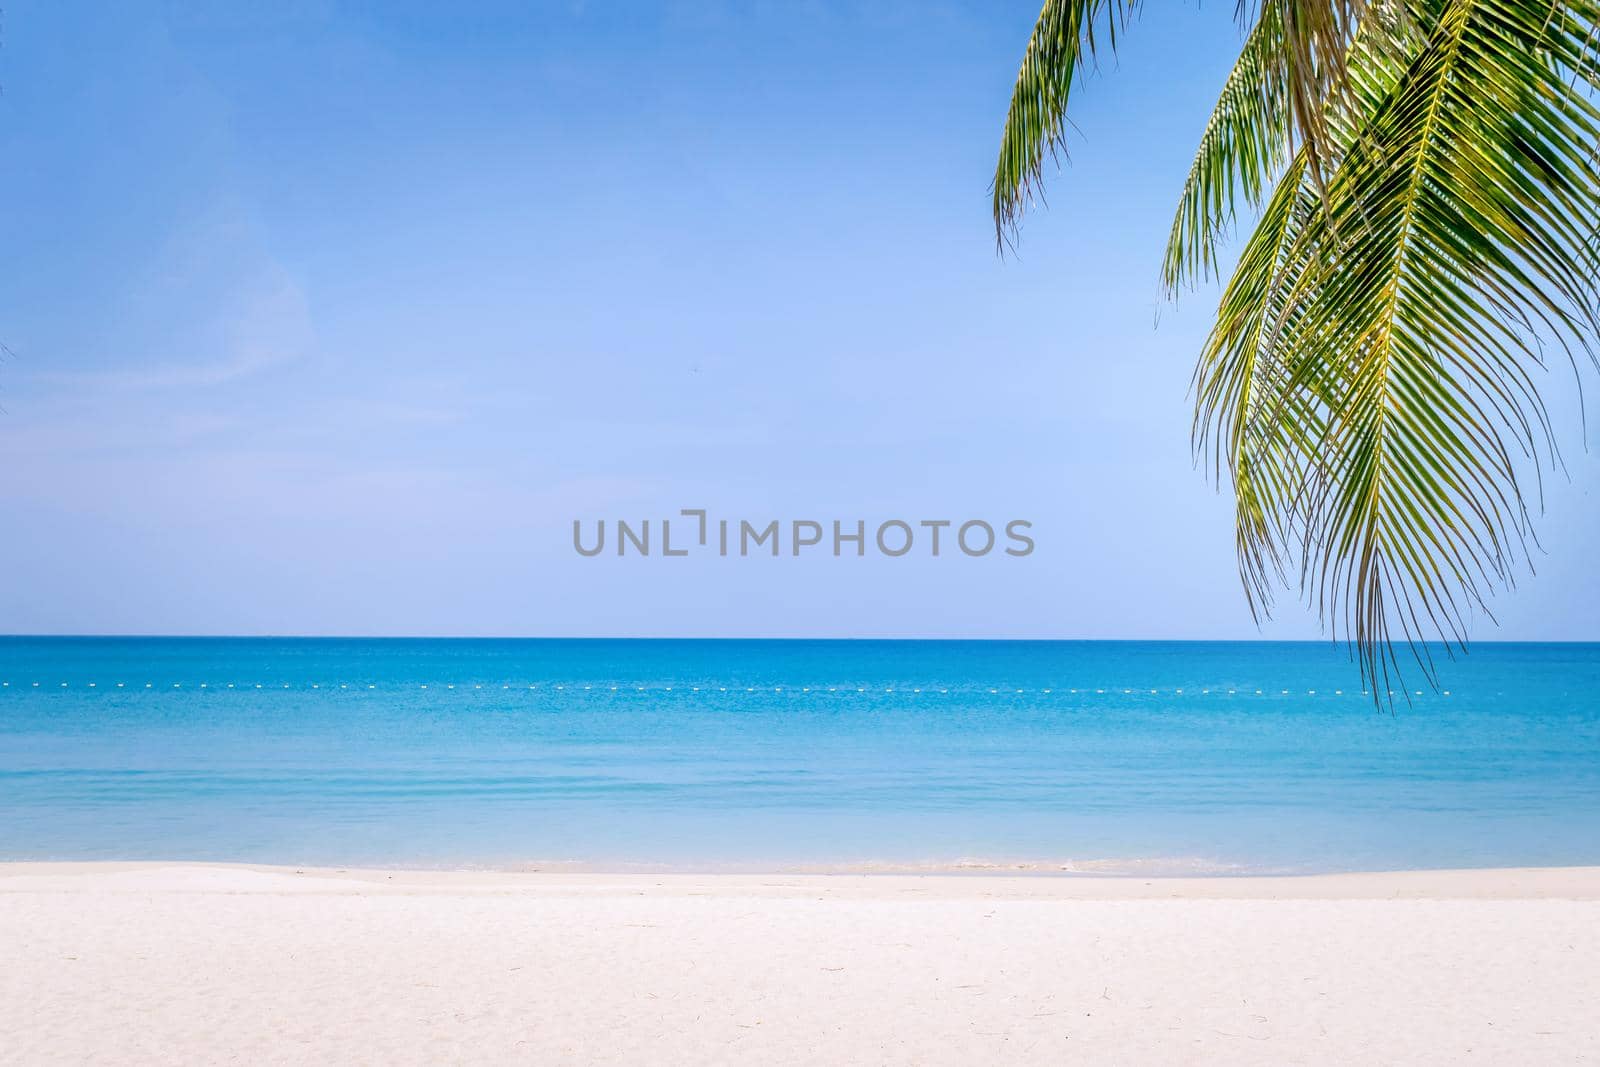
(1, 637, 1597, 873)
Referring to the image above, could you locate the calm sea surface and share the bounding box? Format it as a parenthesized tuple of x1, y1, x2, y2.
(1, 638, 1596, 873)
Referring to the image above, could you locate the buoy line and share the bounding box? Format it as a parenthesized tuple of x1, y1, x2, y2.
(0, 683, 1454, 697)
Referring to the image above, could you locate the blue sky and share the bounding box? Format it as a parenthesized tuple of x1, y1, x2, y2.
(1, 0, 1595, 639)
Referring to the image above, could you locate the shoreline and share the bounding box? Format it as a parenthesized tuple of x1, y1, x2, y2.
(6, 860, 1600, 897)
(7, 863, 1598, 1064)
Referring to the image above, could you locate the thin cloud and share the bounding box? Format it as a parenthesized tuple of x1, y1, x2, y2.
(37, 268, 313, 395)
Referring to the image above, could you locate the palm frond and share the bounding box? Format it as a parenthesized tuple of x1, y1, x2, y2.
(1269, 0, 1370, 181)
(1165, 5, 1295, 292)
(1167, 0, 1425, 292)
(1209, 0, 1600, 694)
(995, 0, 1600, 695)
(992, 0, 1138, 245)
(1193, 152, 1319, 617)
(1194, 4, 1424, 623)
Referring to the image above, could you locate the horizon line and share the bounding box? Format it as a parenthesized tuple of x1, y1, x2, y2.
(2, 634, 1597, 645)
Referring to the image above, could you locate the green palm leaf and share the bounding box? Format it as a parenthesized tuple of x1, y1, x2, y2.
(994, 0, 1600, 696)
(1165, 0, 1417, 291)
(998, 1, 1372, 251)
(992, 0, 1138, 244)
(1164, 4, 1295, 293)
(1244, 0, 1600, 690)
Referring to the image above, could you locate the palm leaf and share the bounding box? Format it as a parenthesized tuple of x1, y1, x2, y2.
(1165, 5, 1294, 292)
(996, 1, 1374, 259)
(1194, 152, 1319, 618)
(1166, 0, 1420, 291)
(994, 0, 1599, 695)
(1216, 0, 1600, 692)
(992, 0, 1139, 244)
(1195, 4, 1426, 629)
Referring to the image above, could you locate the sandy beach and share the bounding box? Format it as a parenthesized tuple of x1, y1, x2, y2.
(0, 864, 1595, 1064)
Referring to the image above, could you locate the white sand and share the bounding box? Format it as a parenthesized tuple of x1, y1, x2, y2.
(3, 864, 1597, 1065)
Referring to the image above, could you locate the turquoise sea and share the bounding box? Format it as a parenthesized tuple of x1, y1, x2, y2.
(1, 638, 1597, 873)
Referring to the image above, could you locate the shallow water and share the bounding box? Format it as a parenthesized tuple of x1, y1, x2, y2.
(1, 637, 1597, 872)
